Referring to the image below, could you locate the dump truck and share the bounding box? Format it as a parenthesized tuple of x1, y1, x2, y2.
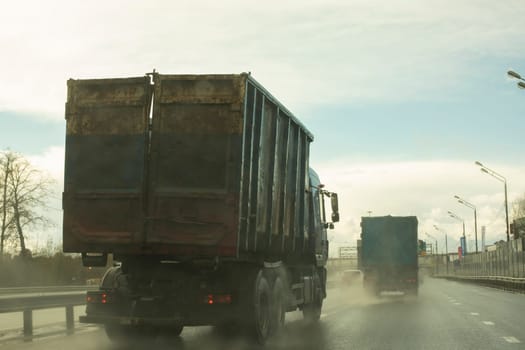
(360, 216, 418, 296)
(62, 72, 339, 344)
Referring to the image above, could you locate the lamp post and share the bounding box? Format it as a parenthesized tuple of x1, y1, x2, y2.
(454, 195, 478, 253)
(425, 232, 439, 275)
(475, 161, 510, 242)
(507, 70, 525, 89)
(434, 225, 449, 274)
(448, 210, 466, 254)
(433, 225, 448, 254)
(425, 232, 438, 255)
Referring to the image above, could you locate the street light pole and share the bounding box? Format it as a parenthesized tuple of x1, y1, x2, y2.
(504, 181, 509, 240)
(426, 232, 439, 275)
(475, 161, 510, 242)
(433, 226, 449, 254)
(426, 232, 438, 254)
(448, 210, 466, 254)
(434, 225, 449, 274)
(454, 195, 478, 253)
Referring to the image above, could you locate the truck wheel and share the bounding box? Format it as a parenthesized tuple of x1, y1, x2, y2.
(161, 324, 184, 336)
(104, 324, 154, 344)
(303, 296, 322, 322)
(174, 324, 184, 336)
(157, 324, 184, 339)
(104, 324, 128, 343)
(250, 270, 271, 344)
(303, 273, 323, 322)
(270, 277, 286, 335)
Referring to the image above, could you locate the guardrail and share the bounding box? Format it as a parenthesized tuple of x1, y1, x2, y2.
(0, 285, 98, 295)
(435, 275, 525, 293)
(0, 278, 342, 342)
(0, 290, 89, 341)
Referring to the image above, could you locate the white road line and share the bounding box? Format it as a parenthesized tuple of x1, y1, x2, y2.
(470, 312, 479, 316)
(482, 321, 495, 326)
(503, 337, 521, 343)
(453, 303, 461, 305)
(320, 313, 328, 319)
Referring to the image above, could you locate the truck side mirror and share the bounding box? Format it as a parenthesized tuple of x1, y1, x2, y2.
(330, 193, 339, 222)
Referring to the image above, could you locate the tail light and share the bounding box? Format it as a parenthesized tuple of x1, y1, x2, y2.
(203, 294, 232, 305)
(86, 291, 113, 304)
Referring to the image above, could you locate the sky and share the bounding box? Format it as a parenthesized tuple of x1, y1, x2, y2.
(1, 0, 525, 255)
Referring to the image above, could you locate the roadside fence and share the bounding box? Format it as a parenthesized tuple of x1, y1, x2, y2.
(431, 238, 525, 291)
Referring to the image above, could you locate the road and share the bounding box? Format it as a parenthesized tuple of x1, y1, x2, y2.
(4, 277, 525, 350)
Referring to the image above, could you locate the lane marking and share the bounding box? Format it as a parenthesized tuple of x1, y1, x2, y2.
(503, 337, 521, 343)
(453, 303, 461, 305)
(470, 312, 479, 316)
(320, 313, 328, 319)
(482, 321, 495, 326)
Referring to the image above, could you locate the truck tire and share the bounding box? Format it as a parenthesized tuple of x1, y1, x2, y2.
(172, 324, 184, 336)
(303, 295, 322, 322)
(270, 277, 286, 335)
(105, 324, 128, 343)
(303, 272, 323, 322)
(250, 270, 271, 344)
(104, 324, 154, 344)
(158, 325, 184, 337)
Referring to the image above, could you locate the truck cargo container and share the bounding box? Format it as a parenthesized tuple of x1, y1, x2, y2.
(360, 216, 418, 296)
(63, 72, 339, 344)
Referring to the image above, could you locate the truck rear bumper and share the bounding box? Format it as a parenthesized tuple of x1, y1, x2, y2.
(363, 274, 418, 294)
(80, 314, 184, 326)
(83, 301, 243, 327)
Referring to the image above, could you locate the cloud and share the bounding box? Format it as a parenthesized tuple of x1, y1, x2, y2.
(27, 146, 65, 180)
(317, 159, 525, 251)
(1, 0, 524, 118)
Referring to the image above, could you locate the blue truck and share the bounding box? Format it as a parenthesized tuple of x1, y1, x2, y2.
(360, 216, 418, 296)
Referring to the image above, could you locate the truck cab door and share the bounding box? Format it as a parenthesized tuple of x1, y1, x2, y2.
(308, 169, 328, 266)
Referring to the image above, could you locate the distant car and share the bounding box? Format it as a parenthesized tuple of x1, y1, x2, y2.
(341, 269, 363, 285)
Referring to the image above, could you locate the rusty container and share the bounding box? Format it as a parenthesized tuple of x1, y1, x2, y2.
(63, 73, 314, 260)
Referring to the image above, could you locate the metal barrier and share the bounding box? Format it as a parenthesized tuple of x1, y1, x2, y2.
(435, 275, 525, 292)
(430, 238, 525, 292)
(0, 285, 98, 295)
(0, 292, 87, 341)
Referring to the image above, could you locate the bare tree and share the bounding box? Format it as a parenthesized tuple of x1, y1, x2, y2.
(0, 151, 16, 255)
(0, 150, 55, 256)
(512, 193, 525, 220)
